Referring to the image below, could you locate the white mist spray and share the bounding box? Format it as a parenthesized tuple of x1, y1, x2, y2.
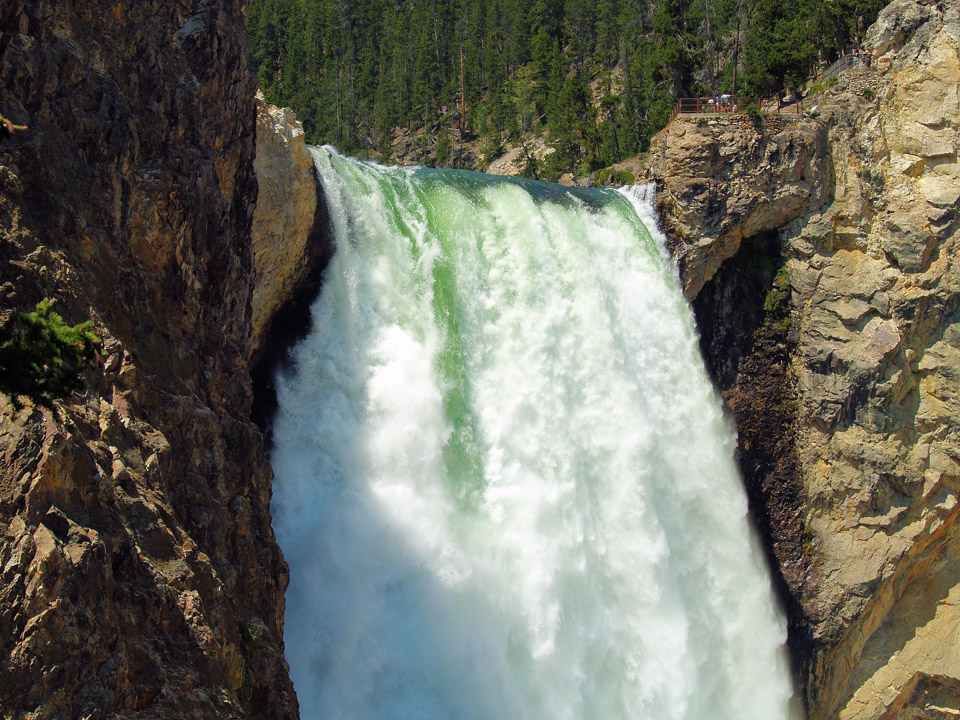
(270, 148, 797, 720)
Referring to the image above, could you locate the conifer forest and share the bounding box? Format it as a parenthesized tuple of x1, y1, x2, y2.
(246, 0, 885, 179)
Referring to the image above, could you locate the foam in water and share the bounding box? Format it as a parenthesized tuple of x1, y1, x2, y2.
(270, 147, 798, 720)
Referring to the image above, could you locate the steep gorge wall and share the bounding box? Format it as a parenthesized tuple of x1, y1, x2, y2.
(653, 1, 960, 717)
(0, 1, 297, 717)
(792, 4, 960, 715)
(1, 0, 956, 716)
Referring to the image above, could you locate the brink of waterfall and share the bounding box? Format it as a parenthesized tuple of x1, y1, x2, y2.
(269, 147, 798, 720)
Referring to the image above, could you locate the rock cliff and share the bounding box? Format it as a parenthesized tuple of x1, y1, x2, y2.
(653, 1, 960, 718)
(0, 1, 297, 717)
(1, 0, 956, 716)
(250, 93, 332, 368)
(650, 112, 832, 300)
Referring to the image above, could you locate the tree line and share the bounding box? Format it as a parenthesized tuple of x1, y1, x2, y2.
(246, 0, 885, 179)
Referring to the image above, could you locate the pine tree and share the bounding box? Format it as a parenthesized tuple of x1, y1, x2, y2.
(742, 0, 817, 96)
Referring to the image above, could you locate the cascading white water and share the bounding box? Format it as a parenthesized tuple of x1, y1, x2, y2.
(270, 147, 798, 720)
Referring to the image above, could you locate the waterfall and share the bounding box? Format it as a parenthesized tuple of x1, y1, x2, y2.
(269, 147, 797, 720)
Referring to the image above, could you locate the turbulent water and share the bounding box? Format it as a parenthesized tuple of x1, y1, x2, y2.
(270, 147, 797, 720)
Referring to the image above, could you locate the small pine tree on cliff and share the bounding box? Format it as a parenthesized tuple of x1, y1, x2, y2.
(0, 299, 100, 406)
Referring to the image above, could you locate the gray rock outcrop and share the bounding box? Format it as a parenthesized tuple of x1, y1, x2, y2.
(649, 113, 831, 300)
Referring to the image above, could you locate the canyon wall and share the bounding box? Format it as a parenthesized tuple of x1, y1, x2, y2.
(0, 1, 297, 717)
(0, 0, 956, 717)
(652, 1, 960, 718)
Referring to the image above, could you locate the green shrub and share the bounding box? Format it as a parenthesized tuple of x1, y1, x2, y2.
(0, 298, 100, 405)
(806, 76, 839, 99)
(240, 621, 262, 649)
(861, 87, 875, 101)
(518, 148, 540, 180)
(594, 168, 636, 187)
(0, 114, 27, 140)
(744, 103, 763, 124)
(763, 267, 791, 312)
(434, 133, 452, 168)
(482, 137, 504, 164)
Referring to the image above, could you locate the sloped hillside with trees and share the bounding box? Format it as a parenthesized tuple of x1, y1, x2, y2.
(247, 0, 885, 179)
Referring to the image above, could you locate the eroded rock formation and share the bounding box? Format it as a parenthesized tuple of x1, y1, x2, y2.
(650, 112, 831, 300)
(0, 1, 297, 717)
(655, 1, 960, 718)
(0, 0, 955, 716)
(250, 93, 332, 367)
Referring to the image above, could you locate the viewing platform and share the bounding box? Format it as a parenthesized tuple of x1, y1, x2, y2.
(669, 95, 804, 122)
(669, 53, 875, 124)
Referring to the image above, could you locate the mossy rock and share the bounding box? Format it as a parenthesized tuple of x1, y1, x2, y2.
(595, 168, 637, 187)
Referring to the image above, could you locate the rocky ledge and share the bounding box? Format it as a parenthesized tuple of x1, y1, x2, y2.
(650, 110, 831, 300)
(651, 1, 960, 718)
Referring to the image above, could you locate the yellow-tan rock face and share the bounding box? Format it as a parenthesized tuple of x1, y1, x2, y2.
(250, 94, 322, 361)
(650, 112, 830, 300)
(796, 2, 960, 717)
(655, 1, 960, 718)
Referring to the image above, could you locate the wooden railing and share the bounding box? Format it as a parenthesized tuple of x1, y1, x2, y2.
(669, 95, 803, 121)
(667, 52, 873, 124)
(760, 96, 804, 114)
(669, 95, 744, 121)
